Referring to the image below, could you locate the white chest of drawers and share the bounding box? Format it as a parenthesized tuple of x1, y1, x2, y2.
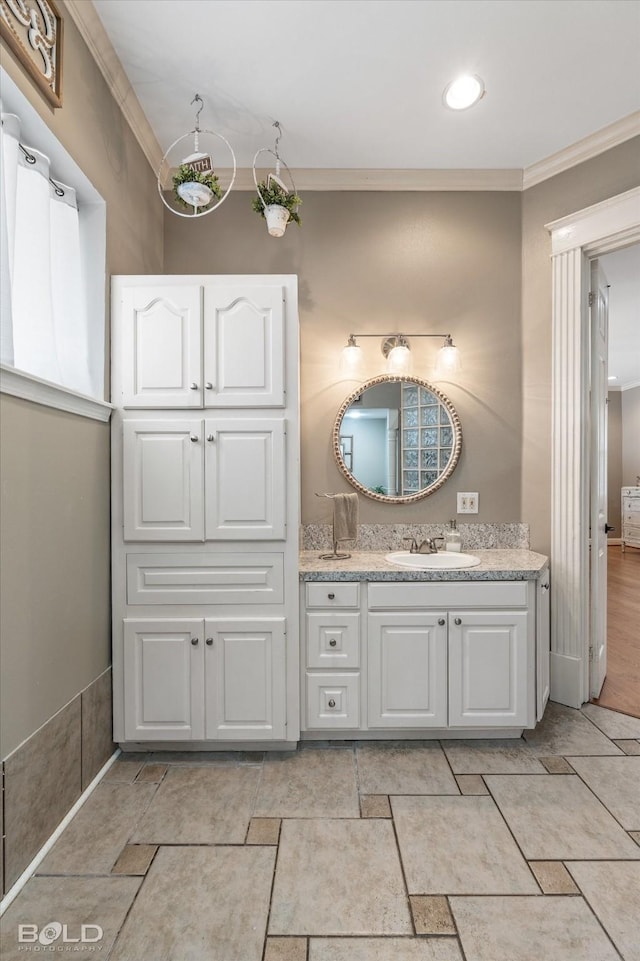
(621, 486, 640, 551)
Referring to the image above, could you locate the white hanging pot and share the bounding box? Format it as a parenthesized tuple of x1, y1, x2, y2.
(265, 204, 290, 237)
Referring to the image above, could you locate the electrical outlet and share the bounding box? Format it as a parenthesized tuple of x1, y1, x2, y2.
(457, 492, 479, 514)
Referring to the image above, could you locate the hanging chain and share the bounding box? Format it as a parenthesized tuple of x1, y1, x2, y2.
(272, 121, 282, 175)
(191, 94, 204, 153)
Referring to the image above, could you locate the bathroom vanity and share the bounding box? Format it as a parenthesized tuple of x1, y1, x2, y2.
(300, 550, 550, 738)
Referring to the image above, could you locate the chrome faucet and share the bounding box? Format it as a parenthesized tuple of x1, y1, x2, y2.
(403, 536, 445, 554)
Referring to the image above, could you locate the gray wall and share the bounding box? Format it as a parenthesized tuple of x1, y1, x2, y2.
(608, 391, 623, 538)
(0, 5, 163, 758)
(622, 385, 640, 487)
(521, 137, 640, 553)
(164, 191, 523, 530)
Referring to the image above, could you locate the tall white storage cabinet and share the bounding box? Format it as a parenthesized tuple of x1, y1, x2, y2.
(111, 276, 300, 747)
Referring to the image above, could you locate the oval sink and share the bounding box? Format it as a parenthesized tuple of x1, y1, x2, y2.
(385, 551, 481, 570)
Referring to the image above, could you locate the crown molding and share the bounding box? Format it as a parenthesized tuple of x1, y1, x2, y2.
(229, 167, 523, 191)
(61, 0, 163, 175)
(622, 379, 640, 391)
(523, 112, 640, 190)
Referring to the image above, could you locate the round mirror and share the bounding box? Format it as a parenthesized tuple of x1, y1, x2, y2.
(332, 375, 462, 503)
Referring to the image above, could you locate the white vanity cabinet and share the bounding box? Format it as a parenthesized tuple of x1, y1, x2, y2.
(118, 282, 285, 409)
(111, 275, 299, 749)
(123, 617, 286, 741)
(301, 574, 547, 736)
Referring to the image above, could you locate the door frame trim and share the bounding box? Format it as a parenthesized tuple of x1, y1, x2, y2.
(546, 186, 640, 707)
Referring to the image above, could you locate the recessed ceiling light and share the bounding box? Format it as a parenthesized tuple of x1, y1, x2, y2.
(608, 375, 618, 381)
(443, 75, 485, 110)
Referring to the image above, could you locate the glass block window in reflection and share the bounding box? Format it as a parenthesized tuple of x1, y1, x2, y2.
(403, 385, 419, 406)
(440, 426, 453, 447)
(440, 447, 453, 469)
(404, 406, 419, 427)
(403, 428, 419, 448)
(421, 428, 438, 447)
(421, 471, 438, 487)
(440, 406, 451, 425)
(421, 449, 438, 469)
(404, 470, 419, 490)
(421, 405, 439, 426)
(403, 449, 419, 468)
(420, 388, 437, 405)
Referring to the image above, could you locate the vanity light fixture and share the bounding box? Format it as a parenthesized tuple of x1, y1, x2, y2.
(341, 332, 461, 378)
(443, 74, 485, 111)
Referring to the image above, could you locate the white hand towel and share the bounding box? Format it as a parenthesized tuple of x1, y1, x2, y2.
(333, 492, 359, 542)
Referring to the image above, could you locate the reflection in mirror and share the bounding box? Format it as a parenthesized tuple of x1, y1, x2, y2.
(333, 376, 462, 503)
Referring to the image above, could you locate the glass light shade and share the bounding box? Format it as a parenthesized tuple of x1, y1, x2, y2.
(340, 342, 364, 374)
(386, 344, 412, 375)
(434, 343, 462, 377)
(443, 75, 484, 110)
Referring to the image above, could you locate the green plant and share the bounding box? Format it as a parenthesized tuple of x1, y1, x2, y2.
(252, 180, 302, 225)
(172, 164, 222, 210)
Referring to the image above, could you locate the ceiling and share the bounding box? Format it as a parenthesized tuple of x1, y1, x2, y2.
(87, 0, 639, 387)
(91, 0, 640, 172)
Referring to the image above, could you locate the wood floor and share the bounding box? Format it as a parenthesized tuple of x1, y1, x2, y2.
(592, 545, 640, 718)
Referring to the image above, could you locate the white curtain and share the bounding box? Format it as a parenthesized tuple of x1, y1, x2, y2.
(1, 112, 93, 395)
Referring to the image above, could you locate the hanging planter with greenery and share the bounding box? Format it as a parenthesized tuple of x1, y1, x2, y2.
(172, 163, 223, 211)
(252, 178, 302, 235)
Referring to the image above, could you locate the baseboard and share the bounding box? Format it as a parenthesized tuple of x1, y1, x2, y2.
(549, 652, 584, 708)
(0, 749, 120, 916)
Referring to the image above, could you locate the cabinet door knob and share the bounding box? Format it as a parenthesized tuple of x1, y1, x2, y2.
(207, 434, 215, 442)
(328, 699, 336, 708)
(190, 382, 199, 390)
(190, 435, 199, 442)
(328, 593, 335, 600)
(542, 582, 550, 592)
(454, 617, 462, 625)
(191, 637, 199, 646)
(206, 637, 213, 646)
(438, 618, 446, 626)
(329, 638, 337, 647)
(205, 382, 213, 390)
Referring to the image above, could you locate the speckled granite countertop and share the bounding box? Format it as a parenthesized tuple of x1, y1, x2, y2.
(299, 550, 549, 581)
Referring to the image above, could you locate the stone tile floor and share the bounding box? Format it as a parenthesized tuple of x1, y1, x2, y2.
(1, 701, 639, 960)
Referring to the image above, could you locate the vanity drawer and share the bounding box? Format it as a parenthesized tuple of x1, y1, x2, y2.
(306, 613, 360, 669)
(306, 673, 360, 729)
(127, 552, 284, 605)
(306, 582, 360, 609)
(367, 581, 528, 610)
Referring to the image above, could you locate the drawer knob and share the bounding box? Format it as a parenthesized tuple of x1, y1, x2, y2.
(328, 699, 336, 708)
(438, 618, 446, 626)
(207, 434, 215, 442)
(329, 638, 337, 647)
(328, 593, 335, 600)
(454, 617, 462, 626)
(542, 583, 550, 592)
(190, 382, 199, 390)
(191, 637, 199, 646)
(190, 434, 199, 442)
(206, 637, 213, 646)
(205, 382, 213, 389)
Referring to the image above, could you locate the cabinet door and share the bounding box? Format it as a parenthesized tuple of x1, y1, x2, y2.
(123, 618, 204, 740)
(123, 420, 204, 541)
(121, 286, 202, 407)
(367, 613, 447, 727)
(204, 418, 285, 540)
(204, 618, 286, 740)
(536, 574, 550, 721)
(448, 611, 529, 727)
(203, 285, 284, 407)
